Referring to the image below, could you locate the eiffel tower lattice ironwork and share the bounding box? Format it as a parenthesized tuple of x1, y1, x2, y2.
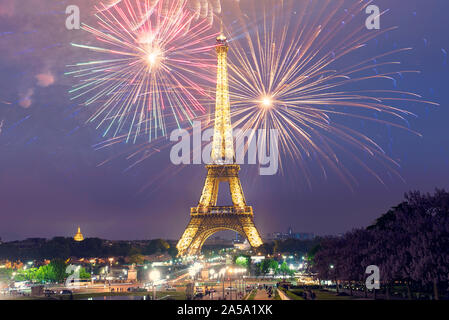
(176, 35, 263, 256)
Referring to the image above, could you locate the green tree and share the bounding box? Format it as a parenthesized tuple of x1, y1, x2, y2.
(279, 261, 293, 278)
(79, 267, 91, 280)
(269, 259, 279, 274)
(235, 255, 249, 268)
(34, 264, 56, 282)
(259, 259, 279, 275)
(49, 259, 68, 283)
(14, 268, 38, 282)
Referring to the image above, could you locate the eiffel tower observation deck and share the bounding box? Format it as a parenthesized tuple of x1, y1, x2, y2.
(176, 35, 263, 257)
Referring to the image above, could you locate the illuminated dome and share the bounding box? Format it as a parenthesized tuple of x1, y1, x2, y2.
(74, 226, 84, 242)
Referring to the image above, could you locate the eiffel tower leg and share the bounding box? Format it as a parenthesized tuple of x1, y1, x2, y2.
(239, 216, 263, 248)
(176, 217, 201, 256)
(198, 168, 220, 207)
(187, 230, 216, 256)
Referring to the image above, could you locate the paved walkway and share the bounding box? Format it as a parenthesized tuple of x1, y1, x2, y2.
(253, 289, 273, 300)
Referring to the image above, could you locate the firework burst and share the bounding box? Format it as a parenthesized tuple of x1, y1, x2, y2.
(224, 0, 438, 187)
(66, 0, 217, 143)
(98, 0, 225, 25)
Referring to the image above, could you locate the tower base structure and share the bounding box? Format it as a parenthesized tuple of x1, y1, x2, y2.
(176, 165, 263, 257)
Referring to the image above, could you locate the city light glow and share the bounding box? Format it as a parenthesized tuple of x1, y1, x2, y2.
(149, 269, 161, 282)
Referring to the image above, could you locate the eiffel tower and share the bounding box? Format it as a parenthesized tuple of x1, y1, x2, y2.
(176, 35, 263, 256)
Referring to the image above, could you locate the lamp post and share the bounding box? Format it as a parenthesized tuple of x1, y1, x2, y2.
(149, 269, 161, 300)
(219, 267, 226, 300)
(329, 264, 338, 294)
(209, 269, 215, 300)
(229, 268, 234, 300)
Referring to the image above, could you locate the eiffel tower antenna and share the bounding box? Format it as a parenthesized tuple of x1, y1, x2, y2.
(176, 33, 263, 257)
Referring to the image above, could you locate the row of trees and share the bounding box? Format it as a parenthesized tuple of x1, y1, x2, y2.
(13, 260, 90, 283)
(256, 259, 294, 277)
(0, 238, 177, 260)
(231, 254, 295, 277)
(310, 189, 449, 299)
(255, 238, 319, 256)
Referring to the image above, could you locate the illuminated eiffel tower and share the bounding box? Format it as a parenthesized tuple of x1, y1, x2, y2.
(176, 35, 263, 256)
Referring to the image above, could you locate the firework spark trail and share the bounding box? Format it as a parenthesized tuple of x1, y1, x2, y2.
(98, 0, 225, 25)
(67, 0, 217, 143)
(224, 0, 438, 188)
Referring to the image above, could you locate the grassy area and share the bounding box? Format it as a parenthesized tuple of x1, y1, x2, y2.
(279, 287, 356, 301)
(313, 290, 356, 300)
(273, 289, 282, 300)
(279, 287, 304, 300)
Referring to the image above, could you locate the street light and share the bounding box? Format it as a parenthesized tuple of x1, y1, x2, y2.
(149, 269, 161, 281)
(218, 268, 226, 300)
(188, 267, 196, 278)
(149, 269, 161, 300)
(329, 264, 338, 293)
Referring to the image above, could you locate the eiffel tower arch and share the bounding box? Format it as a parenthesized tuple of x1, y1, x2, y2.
(176, 35, 263, 257)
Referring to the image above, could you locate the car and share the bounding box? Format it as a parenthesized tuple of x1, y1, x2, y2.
(165, 286, 177, 291)
(196, 287, 203, 293)
(60, 290, 73, 295)
(209, 288, 216, 293)
(225, 287, 237, 291)
(44, 289, 56, 296)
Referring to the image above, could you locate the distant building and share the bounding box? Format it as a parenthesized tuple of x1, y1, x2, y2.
(74, 227, 84, 242)
(267, 227, 315, 241)
(234, 240, 251, 251)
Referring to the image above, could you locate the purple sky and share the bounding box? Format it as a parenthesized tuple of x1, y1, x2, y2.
(0, 0, 448, 241)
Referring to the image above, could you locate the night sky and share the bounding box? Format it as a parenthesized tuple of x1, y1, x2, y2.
(0, 0, 448, 241)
